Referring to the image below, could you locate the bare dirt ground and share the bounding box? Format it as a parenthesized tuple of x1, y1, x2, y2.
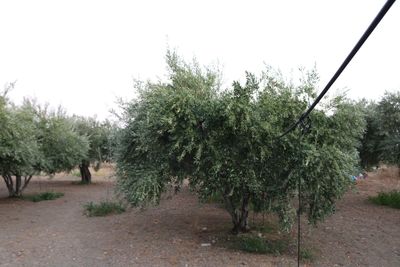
(0, 167, 399, 267)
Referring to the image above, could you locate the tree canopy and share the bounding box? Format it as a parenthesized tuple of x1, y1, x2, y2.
(0, 88, 89, 197)
(359, 92, 400, 169)
(116, 52, 365, 233)
(0, 92, 40, 196)
(70, 116, 114, 183)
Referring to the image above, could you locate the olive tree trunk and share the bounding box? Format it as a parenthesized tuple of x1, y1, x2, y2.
(79, 160, 91, 184)
(222, 189, 251, 235)
(2, 174, 33, 197)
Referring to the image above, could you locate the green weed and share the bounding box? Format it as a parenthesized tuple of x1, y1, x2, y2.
(232, 235, 289, 255)
(23, 192, 64, 202)
(84, 201, 126, 217)
(369, 190, 400, 209)
(300, 248, 314, 261)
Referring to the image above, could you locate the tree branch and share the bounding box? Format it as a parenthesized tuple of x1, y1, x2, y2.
(21, 175, 33, 193)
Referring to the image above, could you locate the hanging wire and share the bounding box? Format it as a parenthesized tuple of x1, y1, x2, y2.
(297, 172, 301, 267)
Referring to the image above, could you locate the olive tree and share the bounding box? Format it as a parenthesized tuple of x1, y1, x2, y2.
(34, 106, 89, 176)
(374, 92, 400, 166)
(359, 92, 400, 169)
(0, 94, 89, 197)
(0, 93, 40, 197)
(116, 52, 365, 233)
(359, 100, 381, 169)
(71, 116, 113, 183)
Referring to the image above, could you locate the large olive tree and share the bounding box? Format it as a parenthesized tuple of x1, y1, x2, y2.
(116, 52, 365, 233)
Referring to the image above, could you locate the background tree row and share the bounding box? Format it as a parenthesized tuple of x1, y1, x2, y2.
(0, 83, 115, 196)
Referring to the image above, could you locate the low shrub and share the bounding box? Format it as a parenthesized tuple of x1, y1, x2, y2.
(24, 192, 64, 202)
(232, 235, 288, 255)
(84, 201, 126, 217)
(300, 248, 314, 261)
(369, 190, 400, 209)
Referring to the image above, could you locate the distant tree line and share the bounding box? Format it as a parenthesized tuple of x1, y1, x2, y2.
(359, 92, 400, 170)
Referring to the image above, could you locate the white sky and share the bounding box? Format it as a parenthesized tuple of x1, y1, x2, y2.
(0, 0, 399, 120)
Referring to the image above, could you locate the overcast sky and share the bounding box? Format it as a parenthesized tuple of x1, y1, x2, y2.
(0, 0, 399, 120)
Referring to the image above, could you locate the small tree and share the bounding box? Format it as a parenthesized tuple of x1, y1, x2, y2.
(35, 107, 89, 176)
(116, 52, 365, 233)
(71, 116, 113, 183)
(0, 93, 40, 197)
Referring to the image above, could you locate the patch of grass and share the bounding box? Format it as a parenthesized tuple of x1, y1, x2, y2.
(369, 190, 400, 209)
(84, 201, 126, 217)
(231, 235, 289, 255)
(23, 192, 64, 202)
(300, 248, 314, 261)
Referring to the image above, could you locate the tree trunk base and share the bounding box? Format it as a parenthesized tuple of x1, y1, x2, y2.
(231, 225, 250, 235)
(79, 160, 92, 184)
(3, 175, 30, 198)
(223, 189, 251, 235)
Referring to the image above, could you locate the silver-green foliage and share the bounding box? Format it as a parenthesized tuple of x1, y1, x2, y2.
(0, 90, 89, 197)
(0, 94, 40, 179)
(70, 116, 114, 164)
(116, 52, 365, 232)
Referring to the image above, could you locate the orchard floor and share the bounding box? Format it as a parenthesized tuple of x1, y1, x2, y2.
(0, 168, 399, 267)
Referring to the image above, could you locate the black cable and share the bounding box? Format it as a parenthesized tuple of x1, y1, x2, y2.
(279, 0, 396, 139)
(296, 130, 308, 267)
(297, 174, 301, 267)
